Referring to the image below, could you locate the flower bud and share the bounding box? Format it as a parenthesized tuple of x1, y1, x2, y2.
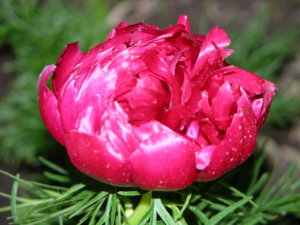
(38, 15, 276, 190)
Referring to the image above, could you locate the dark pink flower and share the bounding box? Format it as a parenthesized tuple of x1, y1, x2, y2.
(38, 15, 276, 190)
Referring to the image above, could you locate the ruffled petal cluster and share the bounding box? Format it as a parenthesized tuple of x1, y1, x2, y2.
(38, 15, 276, 190)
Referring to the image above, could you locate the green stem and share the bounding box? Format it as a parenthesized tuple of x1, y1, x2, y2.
(127, 191, 152, 225)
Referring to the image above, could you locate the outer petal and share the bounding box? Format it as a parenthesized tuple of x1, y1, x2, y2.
(107, 21, 127, 40)
(66, 131, 132, 186)
(257, 80, 277, 129)
(53, 43, 83, 97)
(38, 65, 65, 145)
(222, 66, 265, 95)
(197, 89, 257, 181)
(58, 64, 118, 132)
(130, 121, 197, 190)
(221, 66, 276, 129)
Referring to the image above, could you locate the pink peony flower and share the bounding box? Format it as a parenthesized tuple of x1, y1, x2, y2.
(38, 15, 276, 190)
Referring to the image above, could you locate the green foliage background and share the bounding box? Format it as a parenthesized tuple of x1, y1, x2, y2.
(0, 0, 109, 165)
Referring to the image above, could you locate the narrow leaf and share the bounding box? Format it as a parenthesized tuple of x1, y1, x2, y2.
(56, 184, 86, 201)
(188, 206, 210, 225)
(11, 174, 19, 224)
(154, 198, 176, 225)
(209, 196, 252, 225)
(39, 156, 69, 175)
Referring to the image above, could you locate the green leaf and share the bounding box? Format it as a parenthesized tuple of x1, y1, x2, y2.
(174, 193, 192, 221)
(25, 205, 77, 225)
(117, 191, 142, 196)
(11, 174, 20, 224)
(110, 193, 117, 225)
(69, 191, 108, 219)
(209, 196, 252, 225)
(150, 201, 157, 225)
(247, 173, 269, 196)
(0, 170, 67, 190)
(39, 156, 69, 175)
(56, 184, 86, 201)
(128, 191, 152, 225)
(189, 206, 210, 225)
(43, 171, 71, 183)
(68, 192, 95, 218)
(86, 198, 107, 225)
(59, 215, 64, 225)
(96, 193, 113, 225)
(243, 217, 263, 225)
(154, 198, 176, 225)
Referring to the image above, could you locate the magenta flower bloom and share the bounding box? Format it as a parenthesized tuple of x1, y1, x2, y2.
(38, 15, 276, 190)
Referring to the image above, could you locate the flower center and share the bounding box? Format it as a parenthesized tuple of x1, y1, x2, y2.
(114, 73, 170, 126)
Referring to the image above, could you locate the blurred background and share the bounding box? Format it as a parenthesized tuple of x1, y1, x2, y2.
(0, 0, 299, 224)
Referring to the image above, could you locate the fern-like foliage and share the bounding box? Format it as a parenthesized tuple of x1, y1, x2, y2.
(1, 152, 300, 225)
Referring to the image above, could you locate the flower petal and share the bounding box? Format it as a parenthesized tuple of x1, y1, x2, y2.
(197, 89, 256, 181)
(142, 49, 181, 106)
(177, 15, 191, 33)
(195, 145, 214, 170)
(66, 131, 132, 186)
(53, 43, 83, 97)
(192, 26, 231, 76)
(100, 102, 139, 155)
(130, 122, 196, 190)
(38, 65, 65, 145)
(257, 80, 277, 130)
(212, 81, 234, 120)
(58, 63, 118, 132)
(221, 66, 264, 95)
(75, 95, 103, 134)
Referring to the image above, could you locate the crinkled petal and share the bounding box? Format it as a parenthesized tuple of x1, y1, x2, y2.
(257, 81, 277, 129)
(142, 49, 181, 106)
(197, 89, 256, 181)
(58, 63, 118, 132)
(221, 66, 264, 95)
(107, 21, 127, 40)
(162, 105, 191, 130)
(130, 121, 196, 190)
(75, 95, 102, 134)
(252, 98, 264, 125)
(100, 102, 139, 155)
(66, 131, 132, 186)
(192, 26, 231, 76)
(38, 65, 65, 145)
(212, 81, 234, 120)
(200, 119, 220, 144)
(177, 15, 191, 33)
(186, 120, 200, 139)
(181, 71, 193, 104)
(53, 43, 83, 97)
(195, 145, 214, 170)
(58, 79, 77, 132)
(75, 64, 117, 114)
